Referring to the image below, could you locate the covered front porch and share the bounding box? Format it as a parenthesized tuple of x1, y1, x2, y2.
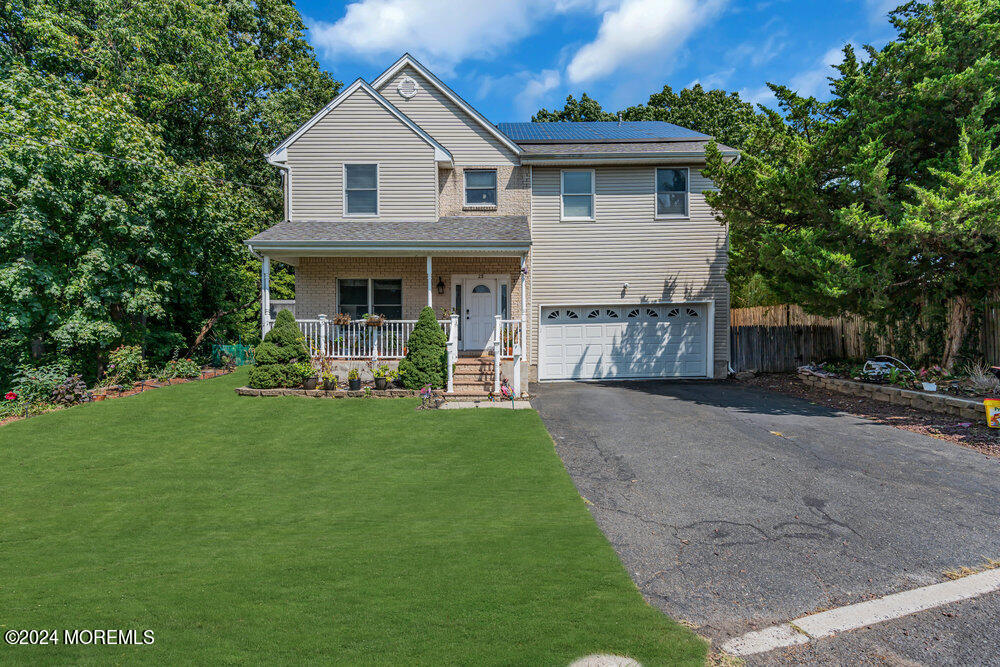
(249, 235, 529, 396)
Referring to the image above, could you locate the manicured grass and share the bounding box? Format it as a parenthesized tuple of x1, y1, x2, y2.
(1, 369, 705, 665)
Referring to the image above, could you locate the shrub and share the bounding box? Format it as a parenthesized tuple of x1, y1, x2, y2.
(157, 358, 201, 381)
(12, 361, 70, 403)
(107, 345, 147, 384)
(287, 361, 314, 387)
(50, 375, 92, 405)
(247, 310, 311, 389)
(398, 306, 447, 389)
(247, 364, 287, 389)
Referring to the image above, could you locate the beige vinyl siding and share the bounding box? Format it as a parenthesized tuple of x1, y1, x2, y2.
(376, 66, 518, 167)
(285, 88, 437, 221)
(529, 165, 730, 377)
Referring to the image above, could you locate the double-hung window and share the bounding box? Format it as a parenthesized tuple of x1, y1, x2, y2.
(561, 170, 595, 220)
(655, 167, 688, 218)
(464, 169, 497, 206)
(344, 164, 378, 216)
(337, 278, 402, 320)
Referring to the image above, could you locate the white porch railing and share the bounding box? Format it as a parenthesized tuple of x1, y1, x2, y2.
(493, 317, 524, 395)
(268, 317, 452, 359)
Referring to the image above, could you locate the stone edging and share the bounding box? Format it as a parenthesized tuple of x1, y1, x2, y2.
(235, 387, 443, 399)
(798, 372, 986, 422)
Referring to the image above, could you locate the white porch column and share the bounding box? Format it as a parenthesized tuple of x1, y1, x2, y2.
(426, 256, 433, 308)
(520, 253, 527, 395)
(260, 254, 271, 337)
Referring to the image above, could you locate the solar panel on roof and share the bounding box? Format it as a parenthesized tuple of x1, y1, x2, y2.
(495, 121, 711, 142)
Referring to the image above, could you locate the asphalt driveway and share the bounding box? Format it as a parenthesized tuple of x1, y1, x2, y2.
(531, 380, 1000, 664)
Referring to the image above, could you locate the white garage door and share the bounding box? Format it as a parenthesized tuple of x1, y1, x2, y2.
(539, 304, 708, 380)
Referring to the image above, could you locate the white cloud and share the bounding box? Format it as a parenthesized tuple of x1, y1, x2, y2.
(864, 0, 900, 21)
(687, 68, 735, 90)
(740, 84, 776, 108)
(474, 69, 563, 118)
(306, 0, 610, 74)
(566, 0, 728, 84)
(516, 70, 563, 115)
(727, 31, 787, 68)
(788, 45, 849, 99)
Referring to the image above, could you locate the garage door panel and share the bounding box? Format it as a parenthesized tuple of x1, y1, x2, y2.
(540, 304, 707, 381)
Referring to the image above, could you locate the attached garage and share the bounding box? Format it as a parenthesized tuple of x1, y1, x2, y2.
(539, 303, 710, 381)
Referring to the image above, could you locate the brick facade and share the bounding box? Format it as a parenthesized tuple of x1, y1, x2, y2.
(437, 166, 530, 216)
(296, 255, 525, 323)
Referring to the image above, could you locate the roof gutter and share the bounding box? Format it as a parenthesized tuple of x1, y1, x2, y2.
(245, 239, 531, 254)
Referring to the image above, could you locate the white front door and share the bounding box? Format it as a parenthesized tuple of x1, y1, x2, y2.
(465, 283, 494, 349)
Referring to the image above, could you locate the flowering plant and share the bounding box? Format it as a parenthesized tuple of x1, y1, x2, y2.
(5, 391, 16, 401)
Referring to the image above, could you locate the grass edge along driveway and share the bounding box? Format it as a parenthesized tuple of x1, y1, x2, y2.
(1, 369, 705, 665)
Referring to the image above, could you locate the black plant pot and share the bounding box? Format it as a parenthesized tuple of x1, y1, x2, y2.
(323, 379, 337, 391)
(349, 378, 361, 391)
(302, 376, 319, 390)
(374, 377, 388, 391)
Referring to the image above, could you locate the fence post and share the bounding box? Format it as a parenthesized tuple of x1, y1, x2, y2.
(447, 314, 458, 394)
(318, 314, 328, 358)
(493, 315, 501, 395)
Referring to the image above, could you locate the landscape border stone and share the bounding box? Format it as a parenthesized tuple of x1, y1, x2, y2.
(798, 372, 986, 422)
(235, 387, 444, 399)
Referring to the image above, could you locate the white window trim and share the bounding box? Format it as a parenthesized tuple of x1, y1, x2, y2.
(560, 169, 596, 222)
(343, 163, 379, 218)
(336, 277, 403, 317)
(654, 166, 690, 220)
(463, 168, 499, 208)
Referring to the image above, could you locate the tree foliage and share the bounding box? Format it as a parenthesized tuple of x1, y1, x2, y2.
(704, 0, 1000, 367)
(0, 0, 339, 385)
(398, 307, 448, 389)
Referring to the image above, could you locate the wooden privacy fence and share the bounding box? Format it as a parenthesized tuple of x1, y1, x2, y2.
(730, 304, 1000, 372)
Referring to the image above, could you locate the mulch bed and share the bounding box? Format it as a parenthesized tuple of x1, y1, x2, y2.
(1, 368, 234, 427)
(736, 372, 1000, 459)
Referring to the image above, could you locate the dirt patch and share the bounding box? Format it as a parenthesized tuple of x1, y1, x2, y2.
(737, 373, 1000, 459)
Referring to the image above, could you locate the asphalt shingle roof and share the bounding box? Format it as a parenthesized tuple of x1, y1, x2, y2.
(497, 121, 712, 143)
(247, 216, 530, 245)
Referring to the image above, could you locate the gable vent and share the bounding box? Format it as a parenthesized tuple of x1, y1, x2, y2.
(397, 76, 418, 99)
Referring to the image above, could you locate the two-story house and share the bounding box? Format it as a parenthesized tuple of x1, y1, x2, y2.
(246, 54, 739, 396)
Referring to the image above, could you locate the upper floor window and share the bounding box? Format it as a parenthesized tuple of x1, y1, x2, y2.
(656, 167, 688, 218)
(345, 164, 378, 216)
(464, 169, 497, 206)
(561, 169, 594, 221)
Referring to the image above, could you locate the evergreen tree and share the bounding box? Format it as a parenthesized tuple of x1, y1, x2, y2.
(398, 307, 448, 389)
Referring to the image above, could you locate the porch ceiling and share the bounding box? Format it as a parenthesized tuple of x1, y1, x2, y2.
(247, 217, 530, 263)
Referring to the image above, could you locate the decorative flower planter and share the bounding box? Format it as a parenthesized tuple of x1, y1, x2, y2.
(374, 377, 388, 391)
(348, 378, 361, 391)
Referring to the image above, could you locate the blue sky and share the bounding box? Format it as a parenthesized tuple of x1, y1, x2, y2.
(294, 0, 902, 123)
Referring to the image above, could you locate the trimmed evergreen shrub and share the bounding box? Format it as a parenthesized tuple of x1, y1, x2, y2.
(248, 309, 311, 388)
(399, 306, 447, 389)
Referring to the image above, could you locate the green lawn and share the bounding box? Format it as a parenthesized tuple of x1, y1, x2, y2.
(1, 369, 705, 665)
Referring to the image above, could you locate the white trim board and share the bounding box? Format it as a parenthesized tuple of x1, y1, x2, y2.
(371, 54, 523, 157)
(267, 78, 453, 166)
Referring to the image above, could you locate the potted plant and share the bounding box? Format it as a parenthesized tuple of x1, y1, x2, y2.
(363, 313, 385, 327)
(333, 313, 351, 326)
(347, 368, 361, 391)
(322, 371, 338, 390)
(373, 364, 393, 390)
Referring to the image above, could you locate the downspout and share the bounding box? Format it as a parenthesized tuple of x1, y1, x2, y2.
(265, 152, 291, 222)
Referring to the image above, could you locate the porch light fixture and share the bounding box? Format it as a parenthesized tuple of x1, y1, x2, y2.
(436, 276, 445, 295)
